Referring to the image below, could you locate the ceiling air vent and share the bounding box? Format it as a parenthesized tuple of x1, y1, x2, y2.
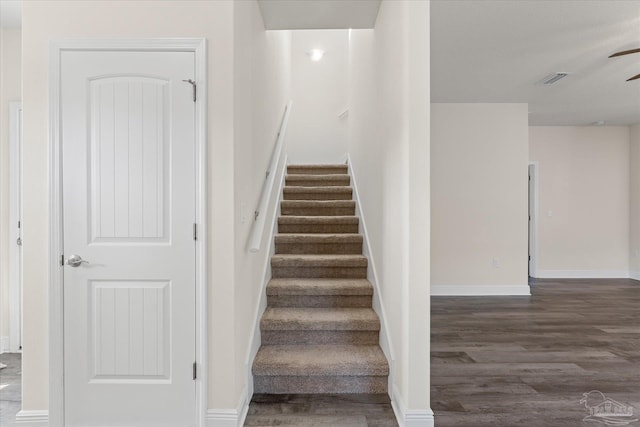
(540, 72, 570, 85)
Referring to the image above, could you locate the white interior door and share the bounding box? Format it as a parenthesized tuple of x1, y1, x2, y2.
(61, 50, 196, 427)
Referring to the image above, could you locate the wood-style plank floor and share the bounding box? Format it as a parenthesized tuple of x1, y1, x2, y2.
(0, 353, 21, 427)
(431, 278, 640, 426)
(245, 394, 398, 426)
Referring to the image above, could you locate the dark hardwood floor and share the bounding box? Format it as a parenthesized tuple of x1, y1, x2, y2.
(0, 353, 21, 427)
(245, 394, 398, 426)
(431, 278, 640, 426)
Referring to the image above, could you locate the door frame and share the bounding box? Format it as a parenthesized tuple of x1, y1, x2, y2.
(528, 161, 539, 278)
(49, 39, 208, 427)
(8, 101, 22, 353)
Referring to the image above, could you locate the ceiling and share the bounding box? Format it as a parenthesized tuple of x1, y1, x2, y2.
(257, 0, 381, 30)
(431, 0, 640, 126)
(0, 1, 21, 28)
(4, 0, 638, 125)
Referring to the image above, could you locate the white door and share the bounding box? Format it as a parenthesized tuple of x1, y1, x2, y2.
(61, 50, 196, 426)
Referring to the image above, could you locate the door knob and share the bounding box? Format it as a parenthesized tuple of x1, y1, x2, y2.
(66, 254, 89, 267)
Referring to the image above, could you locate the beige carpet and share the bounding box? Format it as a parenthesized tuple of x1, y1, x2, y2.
(253, 164, 388, 394)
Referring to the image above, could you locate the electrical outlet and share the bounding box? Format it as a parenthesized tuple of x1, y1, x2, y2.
(493, 258, 500, 268)
(634, 248, 639, 258)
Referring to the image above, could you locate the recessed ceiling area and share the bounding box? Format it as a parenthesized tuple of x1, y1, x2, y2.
(431, 0, 640, 126)
(257, 0, 381, 30)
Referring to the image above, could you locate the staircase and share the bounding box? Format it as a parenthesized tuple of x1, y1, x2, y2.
(252, 164, 389, 394)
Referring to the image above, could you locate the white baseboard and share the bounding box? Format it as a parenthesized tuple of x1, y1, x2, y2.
(206, 409, 238, 427)
(536, 270, 630, 279)
(15, 410, 49, 425)
(347, 155, 397, 389)
(391, 385, 434, 427)
(630, 271, 640, 281)
(206, 386, 249, 427)
(0, 336, 9, 353)
(431, 284, 530, 296)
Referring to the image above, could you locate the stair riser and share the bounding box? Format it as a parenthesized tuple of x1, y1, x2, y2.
(285, 178, 350, 187)
(283, 192, 353, 201)
(281, 206, 356, 216)
(287, 166, 348, 175)
(261, 331, 379, 345)
(267, 295, 373, 308)
(272, 267, 367, 279)
(278, 224, 359, 234)
(276, 242, 363, 255)
(253, 375, 387, 394)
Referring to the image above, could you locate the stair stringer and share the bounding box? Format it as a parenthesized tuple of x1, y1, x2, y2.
(346, 155, 396, 396)
(244, 155, 289, 402)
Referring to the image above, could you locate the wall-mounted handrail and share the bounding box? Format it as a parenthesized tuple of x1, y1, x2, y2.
(247, 100, 293, 253)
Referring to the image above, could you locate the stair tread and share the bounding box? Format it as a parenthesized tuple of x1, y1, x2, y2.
(267, 278, 373, 296)
(287, 163, 349, 171)
(261, 307, 380, 331)
(253, 345, 389, 376)
(288, 164, 348, 168)
(281, 200, 355, 206)
(278, 216, 359, 223)
(286, 173, 350, 179)
(272, 254, 367, 266)
(284, 186, 352, 192)
(275, 234, 363, 243)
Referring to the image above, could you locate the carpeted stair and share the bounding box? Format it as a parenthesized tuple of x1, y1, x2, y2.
(253, 164, 389, 394)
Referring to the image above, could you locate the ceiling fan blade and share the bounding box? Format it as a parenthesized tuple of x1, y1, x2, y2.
(626, 73, 640, 81)
(609, 48, 640, 58)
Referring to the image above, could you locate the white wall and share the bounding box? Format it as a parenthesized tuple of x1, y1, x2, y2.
(21, 0, 291, 418)
(348, 0, 431, 421)
(529, 126, 630, 278)
(631, 125, 640, 280)
(0, 27, 21, 349)
(287, 30, 348, 163)
(431, 104, 529, 295)
(232, 0, 292, 405)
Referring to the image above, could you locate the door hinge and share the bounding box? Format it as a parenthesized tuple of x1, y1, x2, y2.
(193, 362, 197, 380)
(60, 254, 65, 266)
(193, 223, 198, 241)
(182, 79, 197, 102)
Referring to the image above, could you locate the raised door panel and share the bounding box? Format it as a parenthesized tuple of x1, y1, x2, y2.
(89, 77, 169, 243)
(90, 280, 170, 383)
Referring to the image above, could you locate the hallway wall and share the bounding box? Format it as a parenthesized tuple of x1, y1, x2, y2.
(630, 124, 640, 280)
(0, 27, 21, 351)
(348, 0, 431, 419)
(232, 0, 293, 404)
(529, 126, 630, 278)
(286, 30, 348, 163)
(431, 103, 529, 295)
